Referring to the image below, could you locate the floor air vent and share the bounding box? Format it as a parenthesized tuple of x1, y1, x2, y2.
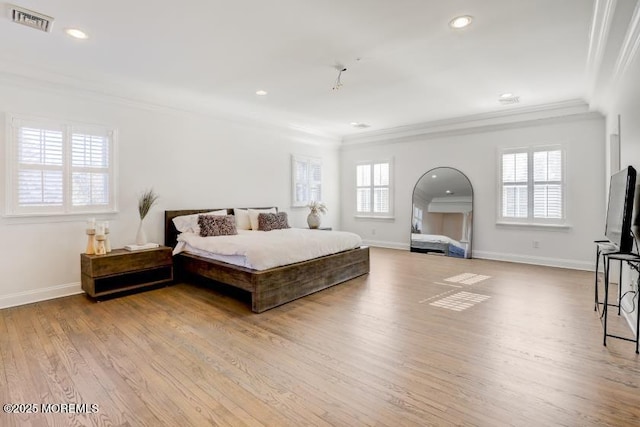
(8, 4, 54, 32)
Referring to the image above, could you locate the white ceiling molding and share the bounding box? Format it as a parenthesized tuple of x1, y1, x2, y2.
(341, 100, 599, 148)
(586, 0, 617, 98)
(0, 69, 341, 147)
(611, 0, 640, 85)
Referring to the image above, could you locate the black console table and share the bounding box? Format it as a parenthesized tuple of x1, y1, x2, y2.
(601, 251, 640, 353)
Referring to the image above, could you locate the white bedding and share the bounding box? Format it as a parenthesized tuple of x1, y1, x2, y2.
(411, 233, 461, 246)
(174, 228, 362, 271)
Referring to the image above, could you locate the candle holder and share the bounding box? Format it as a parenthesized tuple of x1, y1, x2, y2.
(85, 228, 96, 255)
(104, 225, 111, 253)
(94, 221, 107, 255)
(85, 218, 97, 255)
(95, 233, 106, 255)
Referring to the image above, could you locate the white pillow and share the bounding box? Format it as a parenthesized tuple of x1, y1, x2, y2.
(248, 208, 277, 231)
(234, 208, 252, 230)
(173, 210, 227, 233)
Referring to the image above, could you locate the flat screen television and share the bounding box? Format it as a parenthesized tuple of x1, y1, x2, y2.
(605, 165, 637, 253)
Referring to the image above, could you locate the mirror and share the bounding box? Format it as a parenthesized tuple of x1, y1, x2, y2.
(411, 167, 473, 258)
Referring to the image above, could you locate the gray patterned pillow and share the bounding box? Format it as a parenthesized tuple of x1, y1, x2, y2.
(198, 215, 238, 237)
(258, 212, 290, 231)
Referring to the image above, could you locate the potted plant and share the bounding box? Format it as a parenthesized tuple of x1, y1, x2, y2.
(136, 188, 159, 245)
(306, 201, 327, 229)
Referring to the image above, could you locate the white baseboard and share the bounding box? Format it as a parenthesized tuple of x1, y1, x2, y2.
(362, 240, 592, 271)
(621, 299, 638, 337)
(473, 250, 593, 271)
(0, 282, 83, 310)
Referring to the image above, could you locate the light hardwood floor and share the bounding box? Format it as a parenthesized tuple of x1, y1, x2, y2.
(2, 247, 640, 426)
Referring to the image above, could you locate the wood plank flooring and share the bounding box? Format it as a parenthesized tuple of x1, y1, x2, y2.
(1, 247, 640, 426)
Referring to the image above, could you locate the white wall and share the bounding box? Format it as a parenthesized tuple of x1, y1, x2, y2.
(340, 110, 606, 270)
(0, 76, 340, 308)
(589, 0, 640, 336)
(600, 34, 640, 333)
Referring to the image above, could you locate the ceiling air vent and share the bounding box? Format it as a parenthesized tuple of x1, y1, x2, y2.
(8, 4, 54, 32)
(498, 96, 520, 105)
(350, 122, 371, 129)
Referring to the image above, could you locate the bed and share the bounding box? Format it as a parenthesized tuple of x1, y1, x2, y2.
(165, 208, 370, 313)
(410, 233, 467, 258)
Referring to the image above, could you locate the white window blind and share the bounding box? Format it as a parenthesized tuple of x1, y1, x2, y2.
(533, 150, 562, 219)
(291, 155, 322, 207)
(412, 206, 423, 232)
(356, 160, 393, 216)
(6, 116, 117, 216)
(501, 152, 528, 218)
(499, 147, 564, 223)
(17, 126, 64, 207)
(71, 132, 110, 207)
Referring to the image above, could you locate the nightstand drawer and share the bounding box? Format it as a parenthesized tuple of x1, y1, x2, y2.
(81, 247, 172, 277)
(81, 246, 173, 298)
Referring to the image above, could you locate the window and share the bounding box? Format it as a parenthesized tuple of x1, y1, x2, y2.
(499, 147, 564, 224)
(6, 115, 116, 216)
(412, 205, 423, 233)
(356, 160, 393, 217)
(291, 155, 322, 207)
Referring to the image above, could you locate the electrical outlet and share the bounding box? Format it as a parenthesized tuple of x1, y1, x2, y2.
(532, 240, 540, 249)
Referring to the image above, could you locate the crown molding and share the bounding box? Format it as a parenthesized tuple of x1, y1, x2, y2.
(0, 66, 341, 147)
(612, 0, 640, 85)
(586, 0, 618, 98)
(341, 99, 601, 148)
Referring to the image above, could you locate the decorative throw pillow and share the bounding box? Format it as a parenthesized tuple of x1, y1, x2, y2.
(258, 212, 290, 231)
(198, 215, 238, 237)
(248, 208, 277, 230)
(275, 212, 290, 229)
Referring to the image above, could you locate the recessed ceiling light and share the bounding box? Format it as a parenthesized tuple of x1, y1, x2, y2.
(432, 174, 438, 179)
(65, 28, 88, 39)
(446, 190, 454, 194)
(449, 15, 473, 29)
(499, 93, 514, 99)
(255, 90, 268, 96)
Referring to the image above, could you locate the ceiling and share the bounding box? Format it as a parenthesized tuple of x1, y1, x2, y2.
(0, 0, 595, 139)
(415, 167, 473, 203)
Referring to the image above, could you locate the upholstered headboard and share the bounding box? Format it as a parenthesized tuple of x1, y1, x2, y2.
(164, 207, 278, 248)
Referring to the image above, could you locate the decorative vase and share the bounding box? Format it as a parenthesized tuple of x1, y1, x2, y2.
(307, 212, 321, 229)
(136, 219, 147, 245)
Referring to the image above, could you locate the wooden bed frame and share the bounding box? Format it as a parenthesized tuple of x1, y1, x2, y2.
(165, 209, 370, 313)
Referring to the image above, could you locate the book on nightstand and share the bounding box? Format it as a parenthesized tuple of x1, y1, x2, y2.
(124, 243, 160, 251)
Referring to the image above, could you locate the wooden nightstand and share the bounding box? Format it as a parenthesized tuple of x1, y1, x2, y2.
(81, 246, 173, 298)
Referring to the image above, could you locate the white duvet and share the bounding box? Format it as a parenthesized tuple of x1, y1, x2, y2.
(411, 233, 461, 246)
(174, 228, 362, 271)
